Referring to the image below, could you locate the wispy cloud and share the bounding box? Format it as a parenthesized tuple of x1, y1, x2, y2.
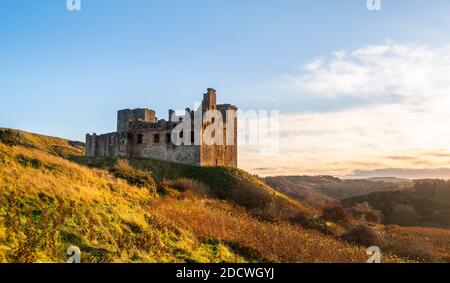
(240, 42, 450, 177)
(276, 42, 450, 100)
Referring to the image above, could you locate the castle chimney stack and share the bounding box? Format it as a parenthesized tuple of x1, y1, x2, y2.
(168, 109, 175, 122)
(202, 88, 217, 112)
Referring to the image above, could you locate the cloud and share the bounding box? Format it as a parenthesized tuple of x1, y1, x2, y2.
(239, 43, 450, 177)
(277, 42, 450, 100)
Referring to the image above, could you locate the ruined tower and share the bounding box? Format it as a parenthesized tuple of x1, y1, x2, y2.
(117, 108, 156, 132)
(85, 88, 238, 168)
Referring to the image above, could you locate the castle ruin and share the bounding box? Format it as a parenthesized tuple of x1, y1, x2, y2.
(85, 88, 238, 167)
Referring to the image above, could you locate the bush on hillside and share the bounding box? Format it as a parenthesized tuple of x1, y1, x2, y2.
(350, 202, 383, 224)
(321, 205, 353, 224)
(341, 225, 384, 247)
(290, 214, 334, 235)
(365, 211, 382, 224)
(16, 154, 42, 169)
(51, 145, 81, 158)
(0, 129, 22, 147)
(110, 159, 157, 194)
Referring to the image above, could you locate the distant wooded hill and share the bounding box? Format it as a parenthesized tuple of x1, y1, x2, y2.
(265, 175, 412, 208)
(344, 180, 450, 229)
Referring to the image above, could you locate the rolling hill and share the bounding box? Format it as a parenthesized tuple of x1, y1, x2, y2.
(344, 180, 450, 229)
(0, 128, 368, 263)
(265, 175, 412, 208)
(1, 128, 449, 262)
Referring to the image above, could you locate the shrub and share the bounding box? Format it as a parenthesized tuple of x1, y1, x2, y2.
(0, 129, 22, 146)
(365, 211, 382, 224)
(16, 154, 42, 169)
(350, 202, 383, 224)
(290, 214, 334, 235)
(110, 159, 157, 194)
(321, 205, 352, 224)
(342, 225, 384, 247)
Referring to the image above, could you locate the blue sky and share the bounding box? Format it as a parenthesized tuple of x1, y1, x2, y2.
(2, 0, 450, 176)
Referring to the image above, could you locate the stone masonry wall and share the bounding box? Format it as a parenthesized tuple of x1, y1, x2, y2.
(86, 88, 237, 168)
(86, 129, 200, 166)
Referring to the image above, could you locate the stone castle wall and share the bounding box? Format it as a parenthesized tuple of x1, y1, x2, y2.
(86, 88, 237, 168)
(117, 108, 156, 132)
(86, 130, 200, 166)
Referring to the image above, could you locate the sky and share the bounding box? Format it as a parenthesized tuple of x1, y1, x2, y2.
(2, 0, 450, 178)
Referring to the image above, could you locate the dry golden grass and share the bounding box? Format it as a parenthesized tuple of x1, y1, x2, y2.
(382, 225, 450, 262)
(0, 129, 444, 263)
(0, 141, 391, 263)
(148, 191, 405, 263)
(0, 142, 242, 263)
(0, 143, 149, 205)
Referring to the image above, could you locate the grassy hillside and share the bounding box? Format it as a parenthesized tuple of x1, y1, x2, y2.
(1, 128, 447, 263)
(0, 128, 84, 158)
(72, 157, 318, 222)
(266, 175, 412, 208)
